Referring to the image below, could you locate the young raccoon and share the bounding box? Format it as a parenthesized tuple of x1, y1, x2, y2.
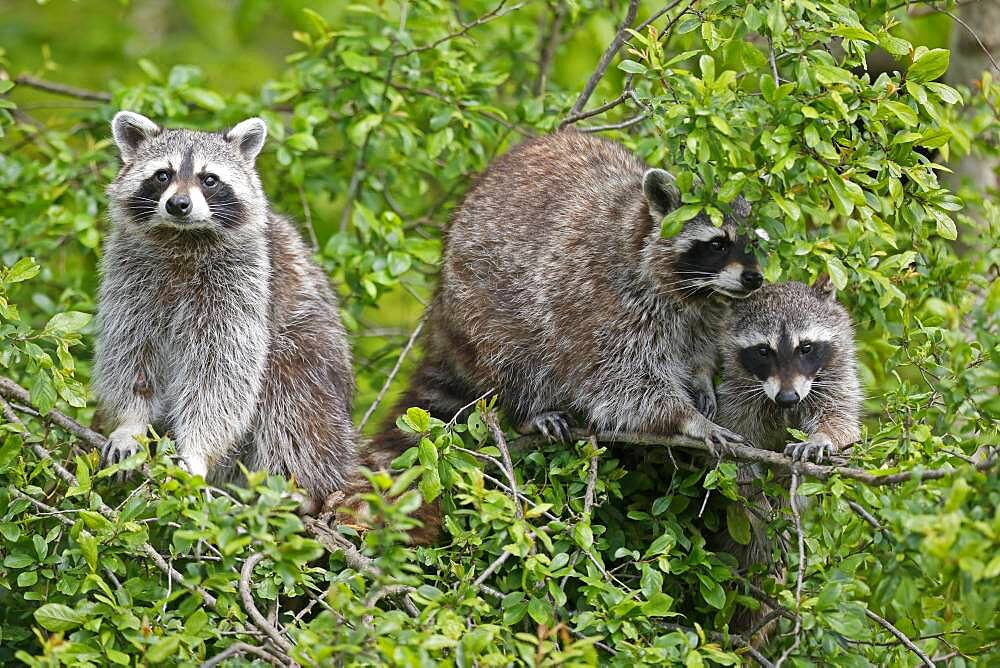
(95, 111, 356, 511)
(713, 277, 861, 639)
(716, 277, 862, 462)
(374, 131, 764, 468)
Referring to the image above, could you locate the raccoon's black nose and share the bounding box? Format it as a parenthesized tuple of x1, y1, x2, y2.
(741, 270, 764, 290)
(166, 194, 191, 217)
(775, 389, 800, 408)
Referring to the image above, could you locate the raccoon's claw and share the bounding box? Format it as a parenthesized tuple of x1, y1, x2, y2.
(101, 432, 141, 482)
(704, 426, 745, 459)
(529, 412, 573, 443)
(784, 434, 834, 464)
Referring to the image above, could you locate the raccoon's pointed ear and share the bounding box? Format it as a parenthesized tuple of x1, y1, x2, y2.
(225, 118, 267, 162)
(642, 168, 681, 220)
(111, 111, 162, 162)
(812, 272, 837, 300)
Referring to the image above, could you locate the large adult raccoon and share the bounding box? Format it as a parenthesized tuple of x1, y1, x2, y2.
(95, 111, 356, 512)
(714, 277, 862, 639)
(374, 131, 764, 475)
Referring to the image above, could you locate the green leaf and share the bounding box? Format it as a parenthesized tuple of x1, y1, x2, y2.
(726, 504, 751, 545)
(660, 205, 701, 238)
(5, 257, 40, 284)
(341, 51, 378, 73)
(286, 132, 319, 152)
(77, 530, 98, 572)
(642, 592, 677, 617)
(180, 87, 226, 111)
(882, 101, 917, 127)
(33, 603, 85, 632)
(44, 311, 92, 335)
(825, 256, 849, 290)
(145, 636, 181, 663)
(698, 575, 726, 609)
(527, 596, 554, 626)
(618, 59, 647, 75)
(403, 407, 430, 433)
(908, 48, 950, 83)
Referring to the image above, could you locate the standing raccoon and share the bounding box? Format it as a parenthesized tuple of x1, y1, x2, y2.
(375, 132, 764, 464)
(95, 111, 356, 511)
(713, 277, 862, 638)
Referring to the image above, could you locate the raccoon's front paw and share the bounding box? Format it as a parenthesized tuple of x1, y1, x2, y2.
(704, 425, 746, 459)
(526, 411, 573, 443)
(784, 433, 834, 464)
(102, 428, 143, 480)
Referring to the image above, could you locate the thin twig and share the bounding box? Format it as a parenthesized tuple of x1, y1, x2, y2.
(942, 9, 1000, 74)
(0, 377, 106, 449)
(396, 1, 523, 57)
(533, 1, 567, 96)
(358, 319, 424, 431)
(199, 642, 285, 668)
(567, 0, 641, 117)
(482, 408, 524, 519)
(473, 550, 512, 587)
(773, 473, 804, 668)
(865, 608, 935, 667)
(580, 112, 648, 133)
(239, 553, 294, 654)
(13, 74, 112, 102)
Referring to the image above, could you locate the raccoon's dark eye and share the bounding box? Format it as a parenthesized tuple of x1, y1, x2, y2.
(757, 346, 770, 358)
(709, 238, 729, 252)
(154, 169, 172, 183)
(798, 342, 813, 354)
(202, 174, 219, 188)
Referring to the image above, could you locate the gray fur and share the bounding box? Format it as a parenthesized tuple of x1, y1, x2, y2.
(374, 132, 762, 460)
(714, 279, 862, 640)
(95, 112, 356, 508)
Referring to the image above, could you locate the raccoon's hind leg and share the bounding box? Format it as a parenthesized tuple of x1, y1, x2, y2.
(681, 410, 746, 458)
(521, 411, 573, 443)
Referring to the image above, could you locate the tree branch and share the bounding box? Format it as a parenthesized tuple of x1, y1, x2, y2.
(239, 553, 294, 654)
(865, 608, 935, 668)
(567, 0, 641, 117)
(12, 74, 112, 102)
(513, 428, 998, 486)
(358, 319, 424, 432)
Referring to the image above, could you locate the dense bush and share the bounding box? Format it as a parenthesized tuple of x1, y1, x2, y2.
(1, 1, 997, 665)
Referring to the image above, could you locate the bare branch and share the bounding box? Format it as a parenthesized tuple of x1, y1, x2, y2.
(12, 74, 112, 102)
(773, 473, 804, 668)
(583, 436, 600, 515)
(359, 320, 424, 431)
(580, 112, 648, 133)
(0, 377, 106, 450)
(396, 1, 524, 57)
(567, 0, 641, 118)
(533, 1, 567, 96)
(200, 642, 285, 668)
(482, 408, 524, 519)
(942, 8, 1000, 73)
(473, 550, 512, 587)
(512, 428, 998, 486)
(865, 608, 935, 668)
(240, 553, 294, 654)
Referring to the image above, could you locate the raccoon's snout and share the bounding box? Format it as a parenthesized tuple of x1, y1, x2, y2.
(741, 270, 763, 290)
(775, 389, 799, 408)
(165, 194, 192, 218)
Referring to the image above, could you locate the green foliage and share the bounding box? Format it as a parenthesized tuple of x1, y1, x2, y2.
(1, 1, 998, 665)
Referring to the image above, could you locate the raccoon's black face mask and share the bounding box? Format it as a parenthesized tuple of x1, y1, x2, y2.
(641, 169, 764, 300)
(738, 330, 834, 408)
(109, 111, 267, 231)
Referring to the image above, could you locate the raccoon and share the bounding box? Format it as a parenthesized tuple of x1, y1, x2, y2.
(713, 277, 862, 639)
(716, 277, 862, 461)
(373, 131, 764, 471)
(95, 111, 356, 511)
